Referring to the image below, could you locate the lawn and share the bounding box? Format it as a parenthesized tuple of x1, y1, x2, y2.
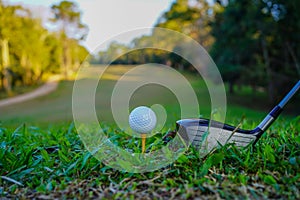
(2, 65, 294, 126)
(0, 65, 299, 199)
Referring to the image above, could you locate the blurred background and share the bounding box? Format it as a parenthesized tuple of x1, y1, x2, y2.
(0, 0, 299, 126)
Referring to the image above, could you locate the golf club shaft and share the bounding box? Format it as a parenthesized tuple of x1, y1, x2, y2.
(278, 81, 300, 108)
(257, 80, 300, 132)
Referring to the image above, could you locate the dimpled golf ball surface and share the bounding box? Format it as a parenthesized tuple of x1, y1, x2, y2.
(129, 106, 157, 133)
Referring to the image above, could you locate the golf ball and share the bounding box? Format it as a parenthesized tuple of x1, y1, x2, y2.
(129, 106, 157, 133)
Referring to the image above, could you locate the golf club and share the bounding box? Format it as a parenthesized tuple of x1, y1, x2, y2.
(163, 80, 300, 156)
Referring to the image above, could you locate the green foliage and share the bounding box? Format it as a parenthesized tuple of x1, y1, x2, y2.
(156, 0, 214, 48)
(50, 1, 89, 79)
(51, 0, 88, 40)
(211, 0, 300, 97)
(97, 42, 130, 64)
(0, 1, 89, 93)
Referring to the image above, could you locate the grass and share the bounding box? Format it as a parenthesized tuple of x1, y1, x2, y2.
(2, 65, 298, 127)
(0, 65, 299, 199)
(0, 117, 299, 199)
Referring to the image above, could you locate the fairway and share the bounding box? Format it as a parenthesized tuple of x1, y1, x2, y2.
(0, 65, 279, 127)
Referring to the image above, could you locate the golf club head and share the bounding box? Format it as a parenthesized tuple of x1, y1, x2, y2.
(164, 118, 262, 157)
(162, 81, 300, 157)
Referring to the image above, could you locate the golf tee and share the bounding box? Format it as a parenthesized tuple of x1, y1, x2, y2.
(141, 134, 146, 153)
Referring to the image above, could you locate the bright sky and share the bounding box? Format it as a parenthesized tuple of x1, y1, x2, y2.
(7, 0, 175, 52)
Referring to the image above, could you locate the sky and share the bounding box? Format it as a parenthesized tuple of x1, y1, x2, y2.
(7, 0, 175, 52)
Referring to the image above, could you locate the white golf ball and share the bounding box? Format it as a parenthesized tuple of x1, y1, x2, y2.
(129, 106, 157, 133)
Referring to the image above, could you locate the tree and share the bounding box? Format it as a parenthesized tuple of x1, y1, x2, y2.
(278, 1, 300, 76)
(211, 0, 272, 94)
(0, 2, 25, 94)
(211, 0, 300, 100)
(97, 42, 130, 64)
(211, 0, 244, 93)
(155, 0, 215, 69)
(51, 1, 88, 79)
(0, 1, 89, 96)
(156, 0, 214, 49)
(11, 16, 51, 84)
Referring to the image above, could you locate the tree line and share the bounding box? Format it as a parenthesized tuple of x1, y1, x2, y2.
(0, 0, 88, 95)
(94, 0, 299, 102)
